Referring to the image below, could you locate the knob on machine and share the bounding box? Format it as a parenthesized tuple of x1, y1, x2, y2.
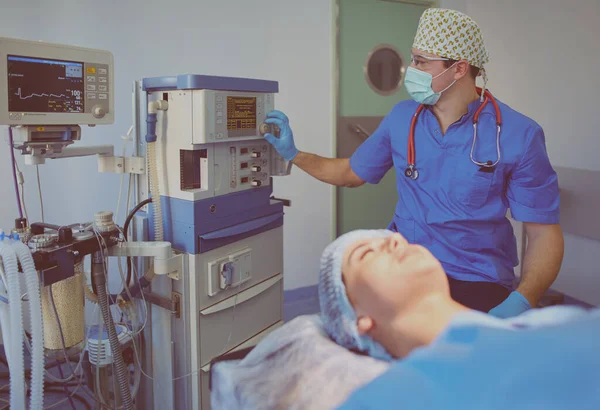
(259, 122, 280, 138)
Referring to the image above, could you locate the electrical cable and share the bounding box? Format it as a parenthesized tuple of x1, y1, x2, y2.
(0, 353, 82, 379)
(127, 280, 244, 409)
(23, 329, 85, 384)
(40, 357, 86, 410)
(14, 160, 29, 223)
(123, 198, 152, 287)
(117, 173, 134, 313)
(43, 389, 92, 410)
(91, 232, 133, 410)
(113, 227, 147, 318)
(115, 125, 134, 226)
(48, 287, 78, 379)
(7, 127, 23, 219)
(55, 360, 77, 410)
(36, 165, 44, 223)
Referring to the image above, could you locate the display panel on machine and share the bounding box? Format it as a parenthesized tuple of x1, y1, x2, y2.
(7, 55, 85, 113)
(227, 96, 256, 132)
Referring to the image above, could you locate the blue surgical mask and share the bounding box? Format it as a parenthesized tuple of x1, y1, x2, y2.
(404, 64, 457, 105)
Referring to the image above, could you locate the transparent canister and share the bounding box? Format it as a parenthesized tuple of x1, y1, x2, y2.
(259, 123, 293, 176)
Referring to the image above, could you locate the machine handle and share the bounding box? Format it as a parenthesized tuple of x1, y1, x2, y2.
(270, 196, 291, 207)
(201, 274, 282, 315)
(200, 213, 282, 241)
(349, 123, 370, 141)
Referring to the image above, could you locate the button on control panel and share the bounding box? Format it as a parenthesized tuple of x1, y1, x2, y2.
(84, 63, 110, 118)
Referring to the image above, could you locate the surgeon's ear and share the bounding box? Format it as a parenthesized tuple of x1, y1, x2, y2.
(356, 316, 374, 335)
(454, 60, 470, 80)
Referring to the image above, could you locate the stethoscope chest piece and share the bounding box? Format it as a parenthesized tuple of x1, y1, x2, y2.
(404, 166, 419, 180)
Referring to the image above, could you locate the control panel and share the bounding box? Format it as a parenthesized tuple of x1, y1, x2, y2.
(147, 76, 288, 202)
(178, 142, 273, 199)
(0, 37, 114, 125)
(192, 90, 274, 144)
(229, 142, 272, 190)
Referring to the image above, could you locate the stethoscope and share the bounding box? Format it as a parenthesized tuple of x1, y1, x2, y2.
(404, 87, 502, 180)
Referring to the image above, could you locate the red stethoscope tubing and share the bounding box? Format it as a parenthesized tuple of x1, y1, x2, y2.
(406, 87, 502, 179)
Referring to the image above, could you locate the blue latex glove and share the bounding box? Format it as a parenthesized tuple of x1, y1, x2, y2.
(488, 291, 532, 318)
(263, 110, 299, 161)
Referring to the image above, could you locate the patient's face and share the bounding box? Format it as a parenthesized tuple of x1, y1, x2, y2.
(341, 233, 448, 324)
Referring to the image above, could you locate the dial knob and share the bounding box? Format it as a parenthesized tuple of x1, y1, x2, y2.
(251, 152, 261, 158)
(251, 180, 262, 187)
(92, 105, 106, 119)
(251, 165, 262, 172)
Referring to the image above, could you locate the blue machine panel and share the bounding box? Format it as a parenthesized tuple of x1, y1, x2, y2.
(142, 74, 279, 93)
(149, 186, 284, 254)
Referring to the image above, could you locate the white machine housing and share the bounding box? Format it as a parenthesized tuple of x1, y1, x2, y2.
(152, 89, 279, 202)
(140, 74, 287, 410)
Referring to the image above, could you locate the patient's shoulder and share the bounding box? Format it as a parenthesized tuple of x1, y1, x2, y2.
(444, 306, 596, 335)
(506, 305, 597, 328)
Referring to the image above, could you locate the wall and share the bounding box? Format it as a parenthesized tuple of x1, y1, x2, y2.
(0, 0, 334, 291)
(5, 0, 596, 303)
(464, 0, 600, 305)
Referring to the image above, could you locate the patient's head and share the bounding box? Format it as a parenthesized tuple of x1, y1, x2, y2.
(318, 229, 451, 360)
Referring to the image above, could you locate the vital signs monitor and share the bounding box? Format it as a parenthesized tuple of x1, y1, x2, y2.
(0, 37, 114, 125)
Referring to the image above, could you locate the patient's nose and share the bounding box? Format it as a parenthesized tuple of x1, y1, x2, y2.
(387, 234, 406, 251)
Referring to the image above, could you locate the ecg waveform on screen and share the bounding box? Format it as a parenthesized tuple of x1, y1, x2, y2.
(14, 88, 68, 100)
(9, 86, 81, 112)
(7, 56, 85, 114)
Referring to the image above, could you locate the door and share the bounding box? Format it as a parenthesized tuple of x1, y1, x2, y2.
(336, 0, 433, 235)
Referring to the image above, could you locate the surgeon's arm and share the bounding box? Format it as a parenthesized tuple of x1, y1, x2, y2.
(263, 110, 366, 187)
(501, 124, 564, 313)
(264, 109, 393, 188)
(292, 153, 365, 187)
(517, 222, 564, 307)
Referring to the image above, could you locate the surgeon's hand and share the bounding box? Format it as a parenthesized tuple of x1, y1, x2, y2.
(488, 291, 532, 318)
(263, 110, 299, 162)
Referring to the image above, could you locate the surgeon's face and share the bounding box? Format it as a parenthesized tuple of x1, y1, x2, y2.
(341, 233, 448, 326)
(410, 48, 457, 93)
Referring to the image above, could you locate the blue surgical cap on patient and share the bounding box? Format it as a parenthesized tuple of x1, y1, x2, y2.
(318, 229, 394, 361)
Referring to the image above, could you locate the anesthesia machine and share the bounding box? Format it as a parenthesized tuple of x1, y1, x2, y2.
(0, 36, 290, 410)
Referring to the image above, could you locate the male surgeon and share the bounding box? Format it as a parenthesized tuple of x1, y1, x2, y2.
(264, 8, 564, 317)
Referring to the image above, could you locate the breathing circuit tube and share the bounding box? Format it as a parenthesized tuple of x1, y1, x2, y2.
(12, 239, 45, 410)
(0, 238, 25, 410)
(145, 101, 166, 244)
(110, 100, 167, 301)
(92, 252, 133, 410)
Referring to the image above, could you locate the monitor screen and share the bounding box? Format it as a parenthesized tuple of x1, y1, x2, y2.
(7, 55, 84, 113)
(226, 96, 256, 132)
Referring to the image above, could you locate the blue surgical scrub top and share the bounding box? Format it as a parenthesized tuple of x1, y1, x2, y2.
(349, 97, 560, 288)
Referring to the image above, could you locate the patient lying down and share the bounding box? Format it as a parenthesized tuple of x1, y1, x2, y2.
(318, 229, 591, 360)
(211, 229, 596, 410)
(318, 229, 470, 360)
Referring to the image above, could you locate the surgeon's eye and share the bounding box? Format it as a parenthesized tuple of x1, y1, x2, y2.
(412, 56, 430, 68)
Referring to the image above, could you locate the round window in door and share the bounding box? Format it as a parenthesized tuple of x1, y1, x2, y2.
(364, 44, 406, 96)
